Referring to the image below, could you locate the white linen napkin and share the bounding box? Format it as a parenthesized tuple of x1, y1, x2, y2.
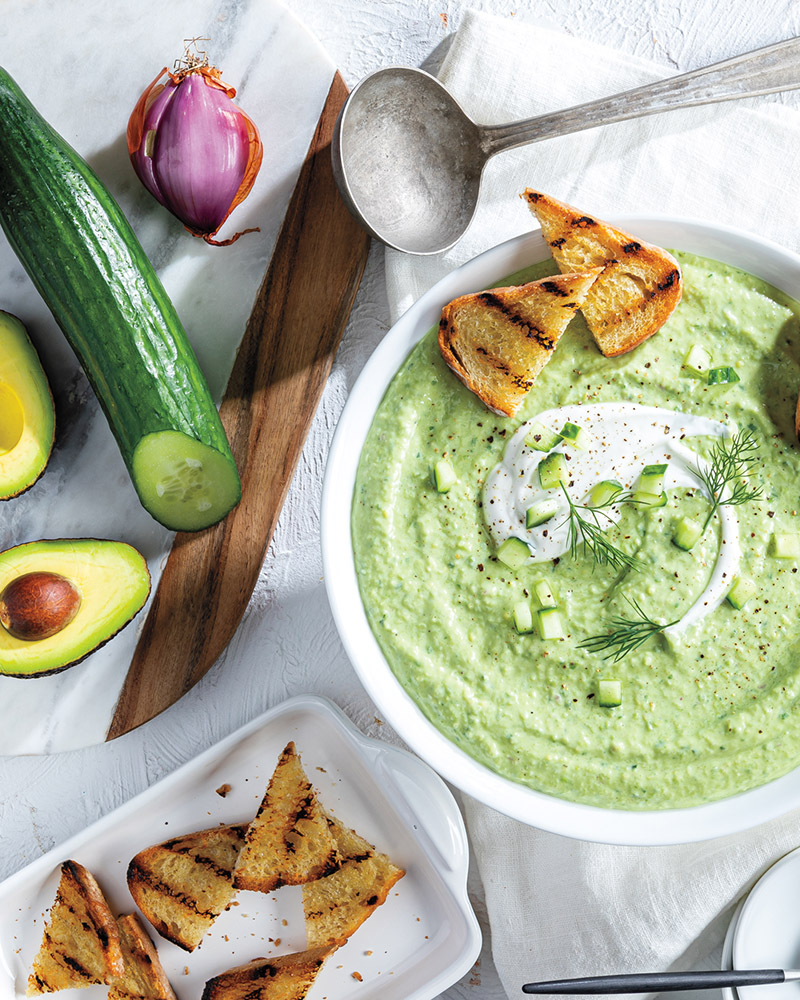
(383, 10, 800, 1000)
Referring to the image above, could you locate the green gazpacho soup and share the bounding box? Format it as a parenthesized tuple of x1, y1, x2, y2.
(352, 252, 800, 810)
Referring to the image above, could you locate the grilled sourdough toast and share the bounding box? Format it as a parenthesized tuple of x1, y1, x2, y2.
(201, 946, 337, 1000)
(438, 270, 601, 416)
(127, 823, 247, 952)
(108, 914, 177, 1000)
(232, 742, 339, 893)
(303, 816, 405, 948)
(523, 189, 682, 357)
(27, 859, 124, 994)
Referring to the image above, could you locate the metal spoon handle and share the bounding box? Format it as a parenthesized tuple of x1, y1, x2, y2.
(521, 969, 790, 994)
(482, 35, 800, 156)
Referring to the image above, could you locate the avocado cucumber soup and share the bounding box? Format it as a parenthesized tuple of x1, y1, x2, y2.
(352, 252, 800, 810)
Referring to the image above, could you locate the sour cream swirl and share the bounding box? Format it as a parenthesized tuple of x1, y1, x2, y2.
(484, 402, 740, 635)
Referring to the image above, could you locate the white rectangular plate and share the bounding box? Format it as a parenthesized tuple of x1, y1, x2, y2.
(0, 695, 480, 1000)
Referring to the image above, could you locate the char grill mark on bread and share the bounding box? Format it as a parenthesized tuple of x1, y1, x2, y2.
(127, 824, 247, 952)
(200, 945, 337, 1000)
(302, 816, 405, 948)
(438, 269, 602, 417)
(523, 188, 682, 358)
(27, 860, 124, 995)
(232, 742, 339, 894)
(107, 914, 177, 1000)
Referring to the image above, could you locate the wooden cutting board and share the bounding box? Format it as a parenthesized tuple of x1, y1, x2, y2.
(107, 72, 370, 740)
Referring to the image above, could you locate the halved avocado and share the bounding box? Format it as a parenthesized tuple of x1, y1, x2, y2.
(0, 539, 151, 678)
(0, 311, 55, 499)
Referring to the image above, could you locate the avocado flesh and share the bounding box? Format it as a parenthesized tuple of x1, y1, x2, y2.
(0, 539, 151, 677)
(0, 311, 55, 499)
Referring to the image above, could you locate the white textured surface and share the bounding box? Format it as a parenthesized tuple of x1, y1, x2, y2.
(3, 3, 800, 1000)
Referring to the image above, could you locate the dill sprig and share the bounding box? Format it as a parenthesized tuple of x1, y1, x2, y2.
(578, 597, 679, 661)
(697, 429, 763, 531)
(559, 484, 639, 572)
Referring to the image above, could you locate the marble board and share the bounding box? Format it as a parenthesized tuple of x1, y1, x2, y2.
(0, 0, 336, 754)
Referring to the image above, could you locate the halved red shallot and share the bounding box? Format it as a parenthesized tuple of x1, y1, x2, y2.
(127, 42, 263, 246)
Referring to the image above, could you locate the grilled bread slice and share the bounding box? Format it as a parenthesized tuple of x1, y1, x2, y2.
(438, 270, 602, 417)
(303, 817, 405, 948)
(127, 823, 247, 952)
(201, 946, 337, 1000)
(108, 914, 176, 1000)
(233, 742, 339, 893)
(523, 189, 682, 357)
(27, 859, 124, 995)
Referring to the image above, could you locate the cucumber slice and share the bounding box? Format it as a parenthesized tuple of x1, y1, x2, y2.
(588, 480, 623, 507)
(538, 453, 568, 490)
(598, 679, 622, 707)
(770, 533, 800, 559)
(526, 498, 559, 528)
(525, 421, 561, 453)
(496, 537, 530, 569)
(533, 579, 557, 609)
(673, 516, 703, 551)
(707, 366, 740, 385)
(631, 490, 668, 508)
(682, 344, 712, 378)
(513, 601, 534, 634)
(727, 576, 756, 609)
(558, 421, 590, 450)
(433, 458, 457, 493)
(132, 432, 241, 532)
(638, 463, 668, 496)
(537, 607, 565, 640)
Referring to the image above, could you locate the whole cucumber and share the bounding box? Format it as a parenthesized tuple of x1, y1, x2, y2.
(0, 66, 241, 531)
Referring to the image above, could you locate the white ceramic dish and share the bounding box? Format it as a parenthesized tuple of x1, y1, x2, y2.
(321, 218, 800, 846)
(0, 695, 480, 1000)
(732, 847, 800, 1000)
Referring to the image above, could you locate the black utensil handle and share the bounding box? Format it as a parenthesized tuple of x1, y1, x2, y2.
(521, 969, 786, 994)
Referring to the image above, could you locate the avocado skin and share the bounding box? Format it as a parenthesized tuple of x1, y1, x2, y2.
(0, 311, 55, 500)
(0, 539, 151, 678)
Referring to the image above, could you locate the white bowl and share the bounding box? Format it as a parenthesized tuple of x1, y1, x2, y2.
(321, 218, 800, 846)
(733, 846, 800, 1000)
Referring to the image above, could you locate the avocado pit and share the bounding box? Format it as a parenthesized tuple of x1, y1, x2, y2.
(0, 571, 81, 641)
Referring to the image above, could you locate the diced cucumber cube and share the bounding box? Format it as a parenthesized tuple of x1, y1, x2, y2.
(496, 537, 530, 569)
(525, 421, 561, 453)
(770, 533, 800, 559)
(433, 459, 457, 493)
(513, 601, 534, 634)
(598, 679, 622, 707)
(631, 490, 668, 508)
(538, 453, 568, 490)
(683, 344, 712, 378)
(707, 366, 740, 385)
(588, 480, 623, 508)
(673, 516, 703, 551)
(558, 421, 590, 450)
(533, 579, 557, 610)
(638, 463, 668, 496)
(526, 498, 559, 529)
(727, 576, 756, 610)
(537, 607, 565, 640)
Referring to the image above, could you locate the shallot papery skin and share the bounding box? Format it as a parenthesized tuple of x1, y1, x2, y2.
(127, 64, 262, 245)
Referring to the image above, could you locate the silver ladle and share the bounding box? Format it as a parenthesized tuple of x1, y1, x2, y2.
(332, 36, 800, 255)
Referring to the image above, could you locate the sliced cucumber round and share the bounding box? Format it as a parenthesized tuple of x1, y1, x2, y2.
(132, 432, 241, 532)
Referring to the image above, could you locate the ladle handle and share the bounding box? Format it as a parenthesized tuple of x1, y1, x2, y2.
(481, 35, 800, 156)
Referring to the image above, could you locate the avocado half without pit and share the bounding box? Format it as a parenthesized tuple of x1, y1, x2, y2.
(0, 539, 151, 678)
(0, 311, 55, 499)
